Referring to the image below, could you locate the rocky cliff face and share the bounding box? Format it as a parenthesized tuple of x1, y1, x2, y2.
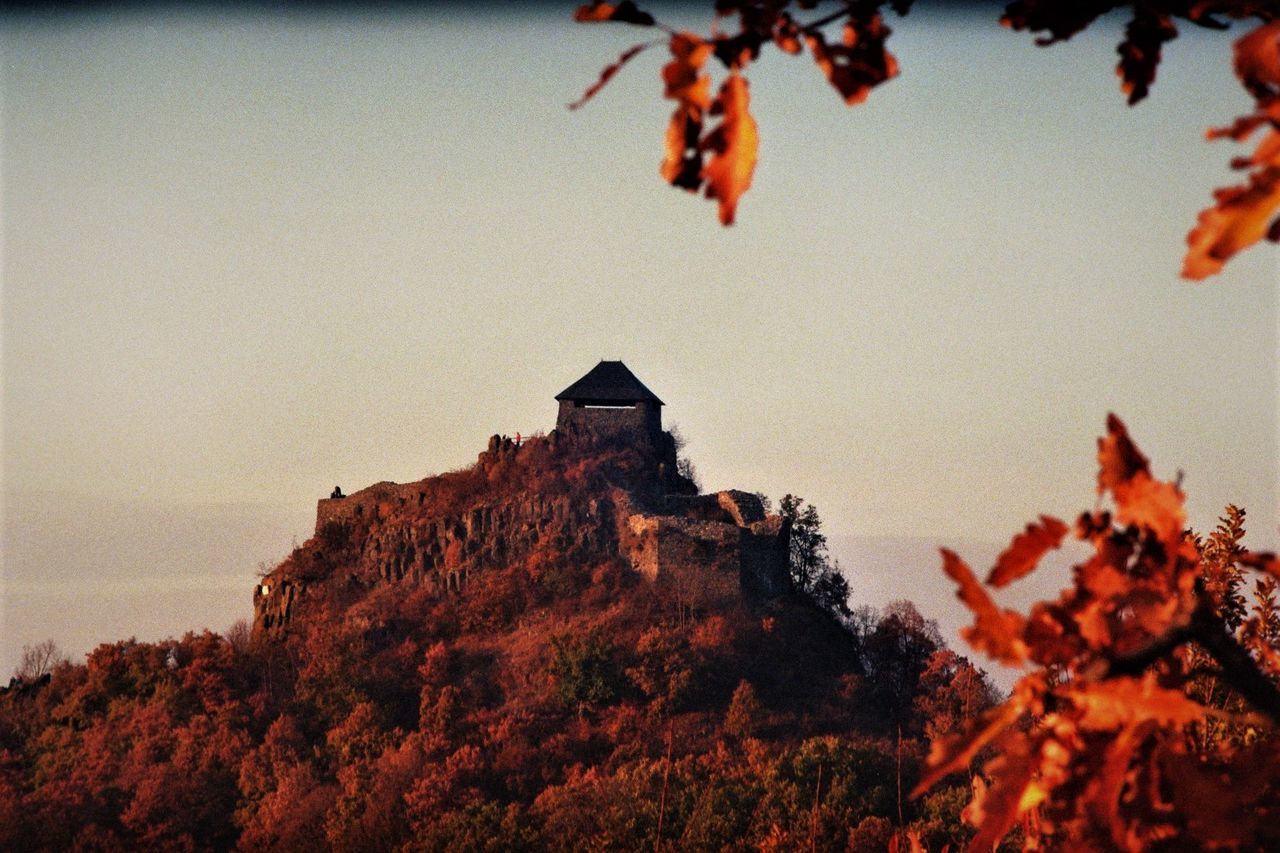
(253, 431, 790, 637)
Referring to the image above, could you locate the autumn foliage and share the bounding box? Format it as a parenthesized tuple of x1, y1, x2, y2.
(0, 438, 1001, 851)
(573, 1, 1280, 277)
(4, 421, 1273, 848)
(918, 415, 1280, 850)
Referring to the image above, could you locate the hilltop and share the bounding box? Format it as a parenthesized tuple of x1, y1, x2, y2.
(0, 365, 998, 851)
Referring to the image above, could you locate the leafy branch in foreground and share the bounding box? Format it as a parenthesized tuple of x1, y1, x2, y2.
(915, 414, 1280, 850)
(572, 1, 1280, 278)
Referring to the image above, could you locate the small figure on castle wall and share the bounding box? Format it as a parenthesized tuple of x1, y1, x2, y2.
(331, 486, 344, 499)
(516, 432, 521, 447)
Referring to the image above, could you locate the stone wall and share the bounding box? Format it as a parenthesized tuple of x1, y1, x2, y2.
(314, 481, 405, 534)
(555, 400, 661, 444)
(256, 481, 623, 635)
(623, 490, 790, 606)
(255, 438, 790, 637)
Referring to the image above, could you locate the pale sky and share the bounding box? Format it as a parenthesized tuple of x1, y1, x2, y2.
(3, 2, 1277, 676)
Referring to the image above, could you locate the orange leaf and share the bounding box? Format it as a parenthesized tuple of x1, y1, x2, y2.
(965, 738, 1044, 853)
(1087, 721, 1154, 851)
(987, 515, 1069, 588)
(659, 33, 713, 190)
(942, 549, 1028, 665)
(1068, 674, 1207, 731)
(662, 110, 703, 190)
(573, 1, 655, 26)
(1114, 474, 1185, 547)
(913, 700, 1023, 796)
(1096, 413, 1148, 494)
(700, 73, 758, 226)
(1234, 19, 1280, 101)
(1096, 415, 1184, 546)
(1183, 160, 1280, 279)
(1184, 22, 1280, 279)
(805, 16, 899, 106)
(662, 32, 712, 109)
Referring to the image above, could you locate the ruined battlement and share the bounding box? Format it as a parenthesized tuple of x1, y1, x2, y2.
(252, 363, 791, 637)
(625, 492, 790, 604)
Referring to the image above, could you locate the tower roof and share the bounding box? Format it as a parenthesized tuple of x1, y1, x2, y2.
(555, 361, 664, 406)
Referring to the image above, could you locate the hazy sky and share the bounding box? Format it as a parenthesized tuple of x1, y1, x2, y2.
(3, 2, 1277, 675)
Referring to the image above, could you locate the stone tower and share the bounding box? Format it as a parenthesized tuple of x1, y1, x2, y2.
(554, 361, 663, 443)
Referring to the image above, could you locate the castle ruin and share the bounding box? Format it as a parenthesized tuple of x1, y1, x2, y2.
(254, 362, 790, 635)
(554, 360, 663, 444)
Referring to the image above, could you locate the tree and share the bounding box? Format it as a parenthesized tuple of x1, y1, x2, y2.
(915, 415, 1280, 849)
(724, 679, 764, 738)
(572, 1, 1279, 278)
(13, 639, 65, 681)
(779, 494, 852, 619)
(861, 601, 944, 735)
(549, 629, 623, 712)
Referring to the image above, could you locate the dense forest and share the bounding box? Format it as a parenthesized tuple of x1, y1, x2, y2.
(1, 432, 1003, 851)
(5, 421, 1280, 851)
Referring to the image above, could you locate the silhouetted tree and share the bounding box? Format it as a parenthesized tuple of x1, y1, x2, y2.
(779, 494, 852, 619)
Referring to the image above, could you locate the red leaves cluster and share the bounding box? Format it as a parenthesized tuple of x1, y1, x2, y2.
(574, 1, 1279, 276)
(918, 414, 1280, 849)
(573, 1, 907, 224)
(805, 10, 900, 106)
(1185, 19, 1280, 278)
(996, 2, 1280, 277)
(941, 550, 1029, 666)
(988, 515, 1069, 588)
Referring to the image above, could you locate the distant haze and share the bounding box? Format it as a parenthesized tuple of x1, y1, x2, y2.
(3, 3, 1276, 675)
(2, 492, 312, 672)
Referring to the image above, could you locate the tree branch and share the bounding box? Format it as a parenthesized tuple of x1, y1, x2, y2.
(1100, 604, 1280, 724)
(1190, 606, 1280, 724)
(1102, 624, 1195, 678)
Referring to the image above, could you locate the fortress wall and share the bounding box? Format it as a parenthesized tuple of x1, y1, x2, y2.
(556, 401, 661, 442)
(622, 492, 791, 605)
(261, 480, 789, 637)
(258, 488, 622, 635)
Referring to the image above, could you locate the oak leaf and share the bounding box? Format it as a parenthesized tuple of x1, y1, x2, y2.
(965, 737, 1045, 852)
(1235, 18, 1280, 101)
(942, 548, 1028, 665)
(1184, 21, 1280, 279)
(1097, 414, 1184, 546)
(1096, 413, 1149, 494)
(1183, 162, 1280, 279)
(660, 33, 713, 190)
(1114, 474, 1186, 548)
(1116, 7, 1177, 105)
(805, 17, 899, 106)
(987, 515, 1069, 588)
(573, 1, 656, 26)
(1068, 674, 1207, 730)
(1086, 721, 1154, 850)
(700, 73, 759, 225)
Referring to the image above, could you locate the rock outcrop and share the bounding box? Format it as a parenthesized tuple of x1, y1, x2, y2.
(253, 430, 791, 637)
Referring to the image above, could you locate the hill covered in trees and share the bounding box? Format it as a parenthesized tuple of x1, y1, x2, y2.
(0, 422, 999, 850)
